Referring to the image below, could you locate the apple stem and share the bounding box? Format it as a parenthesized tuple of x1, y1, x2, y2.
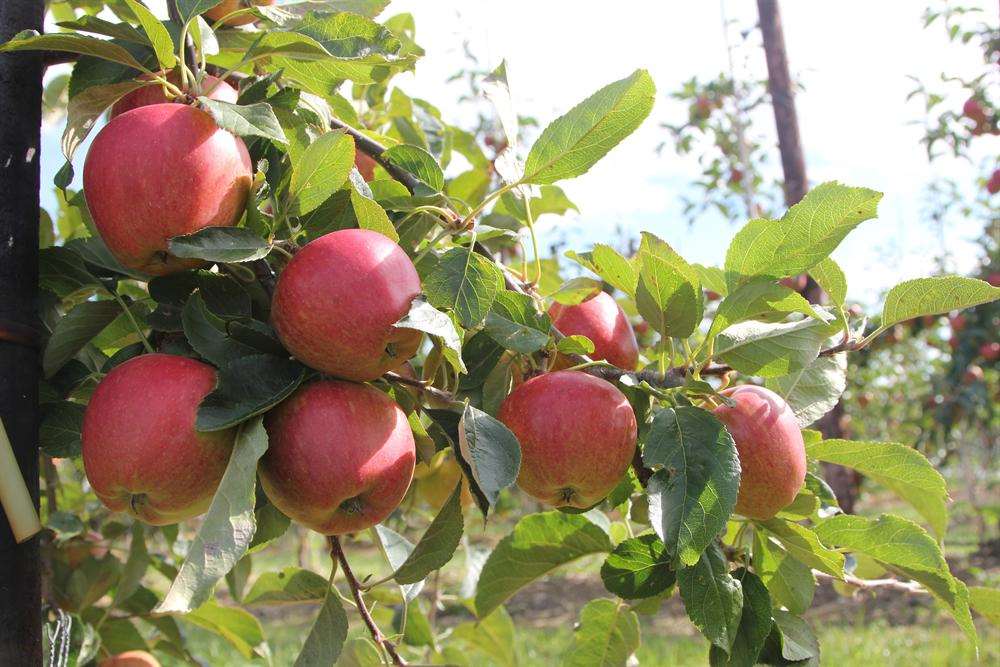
(328, 536, 408, 665)
(0, 417, 41, 544)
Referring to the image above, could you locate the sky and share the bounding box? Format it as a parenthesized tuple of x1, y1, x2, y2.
(39, 1, 999, 306)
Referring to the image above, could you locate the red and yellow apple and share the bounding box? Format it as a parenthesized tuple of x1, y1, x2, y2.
(83, 104, 252, 275)
(355, 151, 378, 181)
(81, 354, 235, 525)
(498, 370, 637, 508)
(98, 651, 161, 667)
(260, 380, 416, 534)
(110, 71, 237, 118)
(413, 450, 474, 509)
(713, 385, 806, 520)
(271, 229, 422, 381)
(549, 291, 639, 369)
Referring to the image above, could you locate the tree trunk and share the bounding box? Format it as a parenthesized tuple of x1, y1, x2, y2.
(756, 0, 858, 512)
(0, 0, 44, 663)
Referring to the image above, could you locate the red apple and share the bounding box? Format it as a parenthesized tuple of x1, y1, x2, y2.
(963, 364, 985, 384)
(83, 104, 252, 275)
(203, 0, 275, 26)
(713, 385, 806, 520)
(260, 380, 416, 534)
(498, 370, 637, 508)
(706, 290, 721, 302)
(82, 354, 235, 525)
(949, 313, 967, 332)
(355, 151, 378, 181)
(988, 169, 1000, 195)
(271, 229, 422, 381)
(987, 272, 1000, 287)
(729, 168, 743, 186)
(963, 97, 988, 125)
(549, 291, 639, 369)
(110, 71, 237, 118)
(779, 274, 808, 292)
(99, 651, 161, 667)
(980, 341, 999, 361)
(693, 95, 713, 120)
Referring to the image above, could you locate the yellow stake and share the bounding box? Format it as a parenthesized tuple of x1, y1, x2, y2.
(0, 417, 41, 543)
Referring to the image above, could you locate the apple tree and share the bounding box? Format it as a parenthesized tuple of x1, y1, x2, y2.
(1, 1, 999, 665)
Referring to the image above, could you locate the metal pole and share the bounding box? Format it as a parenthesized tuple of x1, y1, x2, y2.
(0, 0, 44, 662)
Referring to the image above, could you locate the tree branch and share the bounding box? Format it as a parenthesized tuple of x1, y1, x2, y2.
(328, 536, 407, 666)
(813, 570, 927, 595)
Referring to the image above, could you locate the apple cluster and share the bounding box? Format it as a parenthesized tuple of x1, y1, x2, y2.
(78, 70, 808, 540)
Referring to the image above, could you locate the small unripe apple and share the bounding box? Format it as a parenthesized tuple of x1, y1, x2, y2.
(203, 0, 275, 26)
(498, 371, 637, 508)
(82, 354, 236, 525)
(110, 71, 237, 118)
(980, 341, 999, 361)
(98, 651, 161, 667)
(549, 292, 639, 369)
(988, 169, 1000, 195)
(83, 104, 252, 275)
(260, 380, 416, 534)
(713, 385, 806, 520)
(271, 229, 422, 381)
(354, 151, 378, 181)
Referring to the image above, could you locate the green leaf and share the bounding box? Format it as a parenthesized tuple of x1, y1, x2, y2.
(562, 598, 640, 667)
(62, 80, 148, 161)
(724, 183, 882, 289)
(124, 0, 175, 69)
(424, 247, 504, 327)
(808, 258, 847, 306)
(600, 533, 675, 599)
(706, 278, 822, 342)
(881, 276, 1000, 328)
(765, 352, 847, 427)
(393, 483, 464, 585)
(393, 296, 465, 374)
(714, 316, 833, 379)
(40, 401, 86, 458)
(556, 335, 595, 356)
(757, 518, 844, 577)
(451, 607, 517, 667)
(969, 586, 1000, 627)
(695, 264, 728, 298)
(169, 227, 271, 263)
(643, 407, 741, 566)
(523, 70, 655, 184)
(457, 404, 521, 516)
(294, 586, 348, 667)
(43, 300, 122, 378)
(179, 601, 267, 660)
(0, 30, 151, 71)
(197, 355, 307, 432)
(635, 232, 701, 338)
(475, 511, 612, 617)
(155, 418, 268, 614)
(248, 503, 290, 554)
(56, 17, 149, 44)
(806, 439, 948, 539)
(40, 246, 100, 299)
(289, 131, 355, 216)
(372, 524, 424, 602)
(383, 144, 445, 192)
(814, 514, 976, 644)
(244, 567, 329, 605)
(174, 0, 223, 25)
(182, 292, 258, 367)
(677, 543, 743, 654)
(349, 187, 397, 241)
(484, 292, 551, 354)
(197, 98, 288, 145)
(768, 610, 820, 663)
(708, 569, 772, 667)
(591, 244, 638, 296)
(114, 523, 149, 605)
(549, 277, 603, 305)
(752, 530, 814, 615)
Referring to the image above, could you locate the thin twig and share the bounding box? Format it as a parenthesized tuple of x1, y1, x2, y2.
(383, 371, 458, 405)
(328, 536, 407, 666)
(813, 570, 927, 595)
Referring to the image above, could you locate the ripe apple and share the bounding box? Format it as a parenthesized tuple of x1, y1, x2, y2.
(203, 0, 275, 26)
(260, 380, 416, 534)
(355, 150, 378, 181)
(987, 272, 1000, 287)
(706, 290, 721, 302)
(779, 274, 808, 292)
(713, 385, 806, 520)
(728, 168, 743, 186)
(963, 364, 985, 384)
(988, 169, 1000, 195)
(83, 104, 252, 275)
(980, 341, 999, 361)
(498, 370, 637, 508)
(271, 229, 422, 381)
(98, 651, 161, 667)
(110, 71, 237, 118)
(549, 291, 639, 369)
(949, 313, 967, 332)
(692, 95, 713, 120)
(963, 97, 988, 125)
(81, 354, 236, 525)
